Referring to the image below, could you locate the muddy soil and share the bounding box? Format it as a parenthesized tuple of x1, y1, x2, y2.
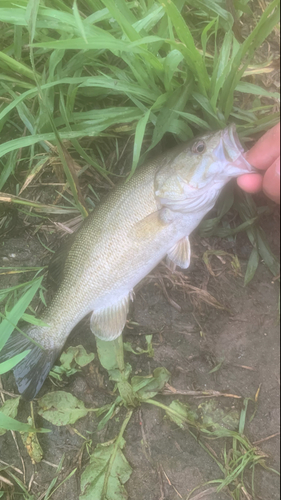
(0, 201, 280, 500)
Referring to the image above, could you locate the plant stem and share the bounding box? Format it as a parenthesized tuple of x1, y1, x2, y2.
(114, 334, 125, 373)
(101, 410, 133, 500)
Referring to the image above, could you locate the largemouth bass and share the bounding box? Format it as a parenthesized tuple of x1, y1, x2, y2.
(0, 125, 255, 399)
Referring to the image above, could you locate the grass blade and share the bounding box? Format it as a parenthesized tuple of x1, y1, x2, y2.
(131, 109, 151, 175)
(0, 50, 39, 81)
(244, 247, 260, 286)
(0, 412, 49, 433)
(220, 0, 280, 118)
(161, 0, 210, 94)
(0, 277, 43, 351)
(0, 351, 30, 375)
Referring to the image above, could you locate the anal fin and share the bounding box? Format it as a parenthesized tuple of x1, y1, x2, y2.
(90, 295, 130, 341)
(166, 236, 191, 270)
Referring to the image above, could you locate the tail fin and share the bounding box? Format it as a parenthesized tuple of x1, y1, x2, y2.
(0, 331, 59, 400)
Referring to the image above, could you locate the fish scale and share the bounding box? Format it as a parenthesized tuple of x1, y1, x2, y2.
(0, 125, 255, 399)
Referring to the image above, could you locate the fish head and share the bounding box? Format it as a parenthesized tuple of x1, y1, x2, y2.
(155, 125, 255, 211)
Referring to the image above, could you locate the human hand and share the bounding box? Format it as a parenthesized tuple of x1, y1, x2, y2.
(237, 123, 280, 204)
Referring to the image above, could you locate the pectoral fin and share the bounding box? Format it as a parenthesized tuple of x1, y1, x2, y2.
(132, 208, 179, 240)
(90, 295, 130, 341)
(167, 236, 191, 270)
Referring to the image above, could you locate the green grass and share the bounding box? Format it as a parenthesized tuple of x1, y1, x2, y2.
(0, 0, 279, 273)
(0, 0, 279, 189)
(0, 0, 280, 499)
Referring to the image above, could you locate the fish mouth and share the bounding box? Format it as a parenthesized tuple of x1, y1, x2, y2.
(222, 124, 255, 175)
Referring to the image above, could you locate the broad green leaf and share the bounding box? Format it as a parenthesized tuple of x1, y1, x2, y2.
(165, 400, 198, 429)
(97, 333, 136, 407)
(117, 380, 139, 407)
(0, 396, 21, 435)
(37, 391, 89, 426)
(199, 400, 239, 431)
(80, 438, 132, 500)
(60, 345, 95, 369)
(96, 337, 119, 371)
(108, 364, 132, 383)
(96, 336, 125, 372)
(50, 345, 95, 381)
(131, 367, 170, 401)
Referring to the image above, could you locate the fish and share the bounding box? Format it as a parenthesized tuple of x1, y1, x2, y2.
(0, 125, 255, 400)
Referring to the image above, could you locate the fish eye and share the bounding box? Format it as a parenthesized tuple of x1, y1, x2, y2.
(192, 140, 206, 154)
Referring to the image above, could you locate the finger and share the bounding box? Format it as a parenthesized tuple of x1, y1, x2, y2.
(244, 122, 280, 171)
(237, 173, 263, 193)
(263, 157, 280, 204)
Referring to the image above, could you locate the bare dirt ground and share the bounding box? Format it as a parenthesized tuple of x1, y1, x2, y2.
(0, 196, 279, 500)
